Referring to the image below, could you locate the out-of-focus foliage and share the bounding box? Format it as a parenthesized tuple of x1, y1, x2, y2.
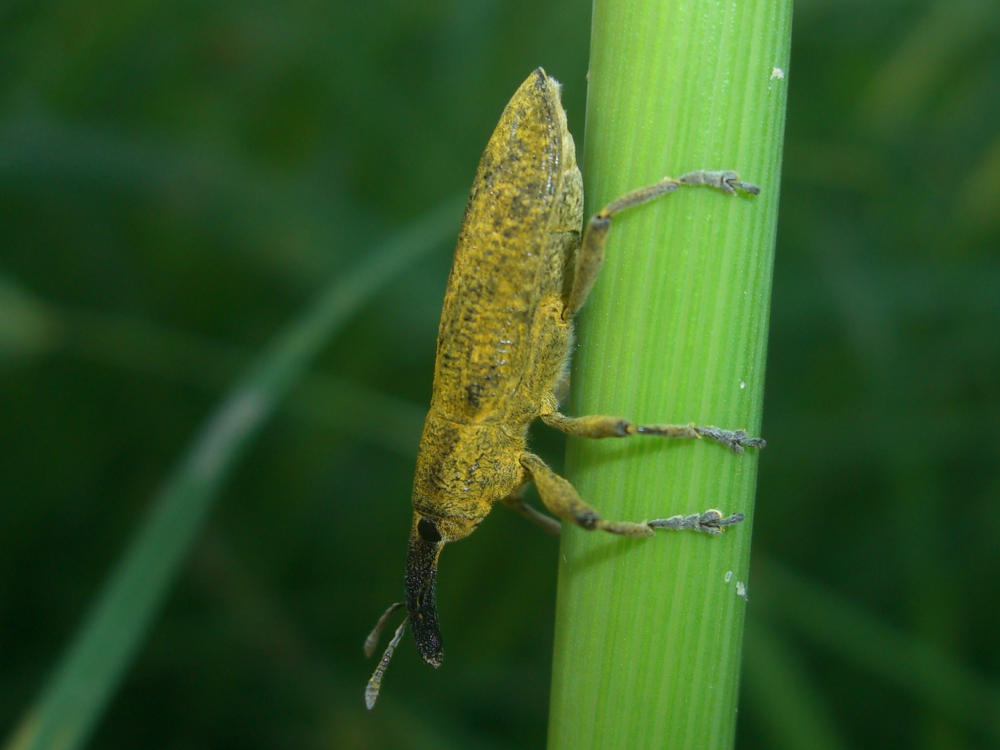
(1, 1, 997, 748)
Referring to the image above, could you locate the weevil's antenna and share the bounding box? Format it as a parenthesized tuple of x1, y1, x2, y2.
(365, 615, 408, 709)
(364, 601, 405, 658)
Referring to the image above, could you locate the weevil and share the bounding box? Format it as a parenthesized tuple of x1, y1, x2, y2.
(364, 68, 763, 708)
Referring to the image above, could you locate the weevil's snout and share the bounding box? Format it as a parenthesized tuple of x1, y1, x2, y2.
(406, 514, 446, 667)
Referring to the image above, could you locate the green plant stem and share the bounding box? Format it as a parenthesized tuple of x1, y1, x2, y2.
(548, 1, 790, 748)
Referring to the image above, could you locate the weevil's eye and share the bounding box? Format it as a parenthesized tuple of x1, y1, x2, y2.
(417, 518, 442, 543)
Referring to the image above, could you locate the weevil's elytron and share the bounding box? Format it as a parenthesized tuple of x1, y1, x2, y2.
(364, 68, 763, 708)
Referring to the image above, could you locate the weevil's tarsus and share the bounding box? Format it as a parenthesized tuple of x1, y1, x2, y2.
(364, 601, 405, 658)
(564, 170, 759, 320)
(693, 425, 767, 454)
(648, 510, 745, 535)
(364, 615, 409, 710)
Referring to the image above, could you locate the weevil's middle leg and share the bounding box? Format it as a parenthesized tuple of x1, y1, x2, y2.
(540, 411, 765, 454)
(519, 452, 743, 537)
(563, 171, 760, 319)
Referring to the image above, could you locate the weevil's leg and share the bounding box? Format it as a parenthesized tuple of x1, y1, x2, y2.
(540, 411, 765, 454)
(563, 171, 760, 319)
(500, 485, 562, 535)
(520, 452, 653, 537)
(519, 453, 743, 536)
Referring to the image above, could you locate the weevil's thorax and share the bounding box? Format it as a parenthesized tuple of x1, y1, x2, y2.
(411, 412, 527, 541)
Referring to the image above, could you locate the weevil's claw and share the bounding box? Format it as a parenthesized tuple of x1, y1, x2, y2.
(717, 171, 761, 195)
(695, 426, 766, 454)
(700, 509, 746, 532)
(716, 171, 760, 195)
(729, 179, 760, 195)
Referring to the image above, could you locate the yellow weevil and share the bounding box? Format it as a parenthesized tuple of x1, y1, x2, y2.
(364, 68, 763, 708)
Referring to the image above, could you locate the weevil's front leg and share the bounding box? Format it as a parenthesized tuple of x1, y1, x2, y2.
(520, 453, 653, 536)
(500, 485, 561, 536)
(540, 411, 765, 454)
(519, 453, 743, 536)
(563, 171, 760, 319)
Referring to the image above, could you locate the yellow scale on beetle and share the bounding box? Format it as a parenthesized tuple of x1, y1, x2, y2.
(364, 68, 763, 708)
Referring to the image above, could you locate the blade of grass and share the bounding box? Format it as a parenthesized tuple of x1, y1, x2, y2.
(15, 298, 426, 457)
(3, 194, 463, 750)
(755, 559, 1000, 742)
(548, 1, 789, 748)
(741, 619, 849, 750)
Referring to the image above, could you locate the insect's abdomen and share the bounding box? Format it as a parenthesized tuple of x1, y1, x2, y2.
(430, 69, 583, 424)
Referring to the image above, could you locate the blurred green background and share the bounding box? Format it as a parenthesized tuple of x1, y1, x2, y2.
(2, 0, 998, 748)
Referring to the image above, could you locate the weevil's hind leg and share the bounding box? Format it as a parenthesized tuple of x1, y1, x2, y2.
(540, 411, 765, 454)
(563, 171, 760, 319)
(519, 452, 743, 536)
